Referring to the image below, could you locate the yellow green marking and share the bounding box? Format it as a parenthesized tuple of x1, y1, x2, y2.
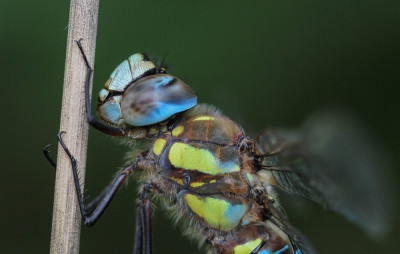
(153, 138, 167, 156)
(233, 238, 263, 254)
(184, 194, 247, 231)
(172, 125, 184, 136)
(193, 115, 214, 121)
(170, 177, 184, 185)
(169, 177, 205, 188)
(190, 182, 205, 188)
(246, 173, 255, 182)
(168, 142, 240, 175)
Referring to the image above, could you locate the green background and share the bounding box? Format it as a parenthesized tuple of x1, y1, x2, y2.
(1, 0, 399, 253)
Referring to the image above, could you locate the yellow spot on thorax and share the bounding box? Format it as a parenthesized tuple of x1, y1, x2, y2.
(190, 182, 205, 187)
(169, 177, 184, 185)
(246, 173, 255, 182)
(172, 125, 184, 136)
(149, 127, 157, 135)
(152, 138, 167, 156)
(193, 115, 214, 121)
(169, 176, 205, 188)
(233, 238, 263, 254)
(168, 142, 240, 174)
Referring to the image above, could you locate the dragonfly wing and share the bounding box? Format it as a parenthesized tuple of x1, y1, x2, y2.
(266, 203, 317, 254)
(255, 112, 393, 237)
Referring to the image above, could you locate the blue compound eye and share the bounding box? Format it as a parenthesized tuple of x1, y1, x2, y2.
(120, 74, 197, 126)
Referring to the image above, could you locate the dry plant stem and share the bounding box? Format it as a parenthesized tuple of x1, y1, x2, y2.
(50, 0, 99, 253)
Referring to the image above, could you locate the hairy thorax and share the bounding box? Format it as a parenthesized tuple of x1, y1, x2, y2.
(135, 106, 276, 252)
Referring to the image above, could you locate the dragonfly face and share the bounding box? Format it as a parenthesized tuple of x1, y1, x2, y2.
(49, 40, 389, 254)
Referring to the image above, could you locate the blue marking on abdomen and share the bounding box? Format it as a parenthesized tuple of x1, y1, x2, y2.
(258, 245, 290, 254)
(274, 245, 289, 254)
(295, 249, 302, 254)
(224, 203, 247, 225)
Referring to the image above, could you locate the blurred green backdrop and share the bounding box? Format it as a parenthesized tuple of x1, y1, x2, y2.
(1, 0, 399, 253)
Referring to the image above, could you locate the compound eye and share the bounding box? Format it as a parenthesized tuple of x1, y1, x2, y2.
(120, 74, 197, 126)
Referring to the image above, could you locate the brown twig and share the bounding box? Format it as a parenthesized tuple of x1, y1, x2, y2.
(50, 0, 99, 253)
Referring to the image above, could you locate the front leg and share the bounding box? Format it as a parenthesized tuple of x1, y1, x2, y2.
(43, 144, 57, 168)
(134, 184, 153, 254)
(75, 39, 125, 137)
(57, 131, 136, 227)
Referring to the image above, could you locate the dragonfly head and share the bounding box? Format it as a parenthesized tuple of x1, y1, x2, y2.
(97, 53, 197, 127)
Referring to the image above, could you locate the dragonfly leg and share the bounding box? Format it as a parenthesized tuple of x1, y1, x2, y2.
(42, 143, 108, 215)
(133, 184, 153, 254)
(75, 39, 125, 137)
(250, 241, 265, 254)
(133, 205, 144, 254)
(57, 131, 136, 227)
(43, 144, 57, 169)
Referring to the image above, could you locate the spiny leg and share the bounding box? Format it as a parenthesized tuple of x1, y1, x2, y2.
(66, 39, 154, 249)
(43, 142, 109, 213)
(57, 131, 136, 227)
(75, 39, 125, 137)
(250, 241, 265, 254)
(133, 205, 144, 254)
(133, 185, 153, 254)
(43, 144, 57, 169)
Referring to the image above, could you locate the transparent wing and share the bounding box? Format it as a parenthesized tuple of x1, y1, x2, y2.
(268, 204, 317, 254)
(255, 112, 394, 237)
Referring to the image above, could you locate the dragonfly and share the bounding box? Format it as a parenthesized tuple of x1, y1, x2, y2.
(45, 39, 390, 254)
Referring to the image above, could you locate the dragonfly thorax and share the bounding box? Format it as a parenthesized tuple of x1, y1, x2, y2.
(129, 108, 298, 253)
